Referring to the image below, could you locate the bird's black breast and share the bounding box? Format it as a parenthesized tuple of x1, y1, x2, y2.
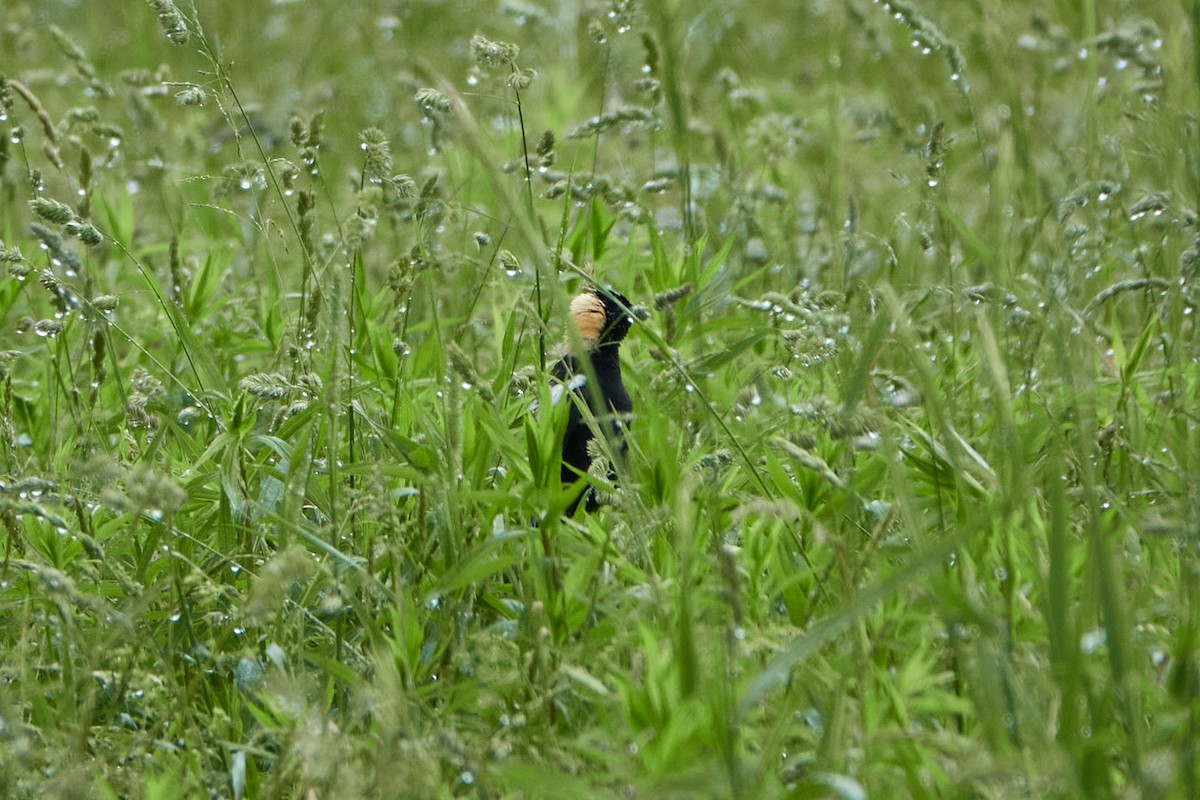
(550, 350, 632, 499)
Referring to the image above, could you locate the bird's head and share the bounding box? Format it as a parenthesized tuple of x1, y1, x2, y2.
(568, 287, 633, 351)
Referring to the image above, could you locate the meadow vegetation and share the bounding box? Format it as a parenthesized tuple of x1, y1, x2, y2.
(0, 0, 1198, 797)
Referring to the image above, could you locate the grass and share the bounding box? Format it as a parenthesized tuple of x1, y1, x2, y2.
(0, 0, 1197, 797)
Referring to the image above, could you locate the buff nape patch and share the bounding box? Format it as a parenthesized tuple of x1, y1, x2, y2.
(568, 292, 607, 346)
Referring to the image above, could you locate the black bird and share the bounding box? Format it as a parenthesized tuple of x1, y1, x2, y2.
(550, 287, 634, 514)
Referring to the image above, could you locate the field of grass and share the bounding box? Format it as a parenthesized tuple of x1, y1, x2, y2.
(1, 0, 1198, 797)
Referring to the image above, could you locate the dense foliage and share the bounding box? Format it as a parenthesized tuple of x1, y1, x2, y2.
(1, 1, 1197, 797)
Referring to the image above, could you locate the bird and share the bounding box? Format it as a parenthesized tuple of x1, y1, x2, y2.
(549, 287, 634, 515)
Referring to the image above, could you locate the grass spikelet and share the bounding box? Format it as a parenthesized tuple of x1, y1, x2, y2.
(147, 0, 190, 45)
(1082, 277, 1171, 318)
(297, 188, 317, 260)
(470, 33, 520, 68)
(654, 283, 692, 309)
(47, 24, 112, 98)
(507, 68, 537, 90)
(245, 545, 314, 625)
(924, 120, 945, 188)
(7, 79, 64, 168)
(0, 76, 12, 118)
(567, 106, 658, 139)
(29, 222, 82, 277)
(29, 197, 102, 246)
(32, 319, 63, 338)
(1, 244, 29, 279)
(388, 173, 417, 198)
(445, 342, 494, 402)
(414, 87, 451, 113)
(239, 372, 297, 399)
(358, 127, 392, 183)
(108, 463, 187, 515)
(28, 197, 74, 225)
(173, 84, 206, 106)
(535, 129, 555, 168)
(64, 220, 102, 246)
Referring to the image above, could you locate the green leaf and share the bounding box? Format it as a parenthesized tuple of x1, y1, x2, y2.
(432, 531, 526, 596)
(739, 535, 959, 713)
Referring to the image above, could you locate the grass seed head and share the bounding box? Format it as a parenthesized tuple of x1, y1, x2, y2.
(471, 34, 520, 68)
(414, 87, 451, 113)
(359, 127, 392, 181)
(28, 197, 75, 225)
(507, 68, 537, 90)
(147, 0, 190, 45)
(174, 85, 205, 106)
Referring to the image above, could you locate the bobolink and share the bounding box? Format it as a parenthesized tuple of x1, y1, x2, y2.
(550, 287, 634, 514)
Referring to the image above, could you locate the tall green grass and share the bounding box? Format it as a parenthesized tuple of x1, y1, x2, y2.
(0, 1, 1197, 797)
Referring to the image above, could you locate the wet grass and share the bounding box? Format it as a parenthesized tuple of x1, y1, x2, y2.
(0, 1, 1198, 797)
